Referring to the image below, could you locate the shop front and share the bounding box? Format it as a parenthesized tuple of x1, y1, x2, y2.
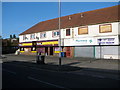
(36, 39, 59, 56)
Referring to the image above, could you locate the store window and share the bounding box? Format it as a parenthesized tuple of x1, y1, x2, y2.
(40, 32, 46, 38)
(78, 26, 88, 35)
(31, 47, 36, 51)
(20, 47, 24, 51)
(30, 34, 35, 39)
(99, 24, 112, 33)
(66, 29, 70, 36)
(53, 31, 59, 37)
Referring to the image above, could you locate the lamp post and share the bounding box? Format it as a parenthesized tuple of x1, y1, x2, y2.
(99, 39, 102, 59)
(58, 0, 61, 66)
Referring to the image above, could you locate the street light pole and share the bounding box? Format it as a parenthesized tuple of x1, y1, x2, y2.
(58, 0, 61, 66)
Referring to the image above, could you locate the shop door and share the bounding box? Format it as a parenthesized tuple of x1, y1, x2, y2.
(50, 47, 53, 55)
(45, 47, 48, 55)
(66, 47, 71, 57)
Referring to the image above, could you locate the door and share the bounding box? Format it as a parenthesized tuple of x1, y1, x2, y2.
(45, 47, 48, 55)
(66, 47, 71, 57)
(50, 47, 53, 55)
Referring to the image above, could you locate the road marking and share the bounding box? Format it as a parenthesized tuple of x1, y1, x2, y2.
(28, 76, 70, 89)
(2, 68, 17, 75)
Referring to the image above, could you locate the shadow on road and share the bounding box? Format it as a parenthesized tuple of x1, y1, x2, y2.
(2, 61, 82, 72)
(2, 60, 119, 74)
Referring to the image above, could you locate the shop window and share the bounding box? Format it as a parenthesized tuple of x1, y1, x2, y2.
(30, 34, 35, 39)
(53, 31, 59, 37)
(78, 26, 88, 35)
(99, 24, 112, 33)
(20, 47, 24, 51)
(31, 47, 36, 51)
(32, 41, 36, 47)
(40, 32, 46, 38)
(66, 29, 70, 36)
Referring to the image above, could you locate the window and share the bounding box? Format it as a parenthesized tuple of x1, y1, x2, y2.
(32, 41, 36, 47)
(30, 34, 35, 39)
(23, 35, 28, 40)
(99, 24, 112, 33)
(31, 47, 36, 51)
(20, 47, 24, 51)
(53, 31, 59, 37)
(66, 29, 70, 36)
(40, 32, 46, 38)
(78, 26, 88, 35)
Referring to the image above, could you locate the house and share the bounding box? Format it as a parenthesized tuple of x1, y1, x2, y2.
(19, 5, 120, 59)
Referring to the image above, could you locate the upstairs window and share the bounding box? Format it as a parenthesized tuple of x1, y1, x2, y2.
(53, 31, 59, 37)
(78, 26, 88, 35)
(23, 35, 28, 40)
(40, 32, 46, 38)
(30, 34, 35, 40)
(66, 29, 70, 36)
(99, 24, 112, 33)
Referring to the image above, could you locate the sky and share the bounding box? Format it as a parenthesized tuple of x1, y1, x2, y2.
(2, 2, 119, 38)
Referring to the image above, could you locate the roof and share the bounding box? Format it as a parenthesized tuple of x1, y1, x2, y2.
(19, 5, 120, 35)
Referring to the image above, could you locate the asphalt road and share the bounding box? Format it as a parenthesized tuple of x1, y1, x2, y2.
(2, 60, 119, 89)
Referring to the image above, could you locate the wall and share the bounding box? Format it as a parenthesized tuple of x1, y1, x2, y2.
(19, 22, 119, 43)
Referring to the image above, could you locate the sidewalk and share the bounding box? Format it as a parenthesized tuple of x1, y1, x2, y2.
(45, 56, 119, 71)
(3, 54, 119, 72)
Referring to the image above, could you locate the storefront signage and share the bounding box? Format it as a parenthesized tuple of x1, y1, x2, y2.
(98, 38, 116, 45)
(74, 38, 94, 46)
(64, 38, 95, 46)
(54, 47, 61, 53)
(19, 43, 32, 46)
(37, 41, 58, 46)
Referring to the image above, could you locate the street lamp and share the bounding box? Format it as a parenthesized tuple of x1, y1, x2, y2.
(99, 38, 102, 59)
(58, 0, 61, 66)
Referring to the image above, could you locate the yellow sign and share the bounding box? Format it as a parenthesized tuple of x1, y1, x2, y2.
(22, 43, 32, 46)
(31, 51, 37, 53)
(20, 51, 25, 52)
(37, 41, 58, 45)
(54, 51, 61, 53)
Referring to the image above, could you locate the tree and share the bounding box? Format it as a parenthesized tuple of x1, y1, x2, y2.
(10, 35, 12, 39)
(13, 34, 16, 38)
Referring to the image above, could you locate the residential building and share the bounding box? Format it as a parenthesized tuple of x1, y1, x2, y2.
(19, 5, 120, 59)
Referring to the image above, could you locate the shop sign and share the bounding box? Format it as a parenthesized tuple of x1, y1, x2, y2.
(19, 43, 32, 46)
(37, 41, 58, 46)
(97, 38, 116, 45)
(54, 47, 62, 53)
(74, 38, 94, 45)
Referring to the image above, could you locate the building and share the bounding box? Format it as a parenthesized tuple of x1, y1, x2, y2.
(19, 5, 120, 59)
(2, 38, 19, 54)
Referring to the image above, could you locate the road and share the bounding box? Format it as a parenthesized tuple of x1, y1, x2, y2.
(2, 60, 119, 89)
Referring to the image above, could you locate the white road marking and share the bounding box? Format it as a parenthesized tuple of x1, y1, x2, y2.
(27, 76, 69, 89)
(2, 68, 16, 75)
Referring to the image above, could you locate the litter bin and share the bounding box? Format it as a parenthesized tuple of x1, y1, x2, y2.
(36, 55, 45, 64)
(61, 52, 66, 57)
